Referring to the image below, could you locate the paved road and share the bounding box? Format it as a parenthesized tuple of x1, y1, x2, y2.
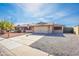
(30, 34, 79, 56)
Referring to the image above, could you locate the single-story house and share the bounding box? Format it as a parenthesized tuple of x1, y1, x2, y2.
(15, 22, 64, 33)
(30, 22, 64, 33)
(74, 26, 79, 35)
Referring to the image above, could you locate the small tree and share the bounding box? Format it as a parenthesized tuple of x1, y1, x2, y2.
(0, 20, 5, 34)
(0, 20, 14, 38)
(4, 20, 14, 38)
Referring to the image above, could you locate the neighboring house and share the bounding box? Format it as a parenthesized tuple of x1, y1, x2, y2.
(74, 26, 79, 35)
(30, 22, 64, 33)
(15, 24, 32, 33)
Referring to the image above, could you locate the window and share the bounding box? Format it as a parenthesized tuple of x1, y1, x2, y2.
(54, 27, 62, 30)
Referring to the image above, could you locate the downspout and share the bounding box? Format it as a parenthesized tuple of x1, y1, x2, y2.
(62, 26, 64, 33)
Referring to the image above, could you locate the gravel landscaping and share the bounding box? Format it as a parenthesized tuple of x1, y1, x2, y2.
(0, 33, 25, 39)
(30, 33, 79, 56)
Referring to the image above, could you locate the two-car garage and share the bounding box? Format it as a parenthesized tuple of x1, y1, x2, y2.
(31, 24, 63, 33)
(32, 26, 50, 33)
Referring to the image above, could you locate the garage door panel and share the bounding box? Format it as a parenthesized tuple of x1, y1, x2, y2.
(54, 30, 63, 33)
(34, 27, 48, 33)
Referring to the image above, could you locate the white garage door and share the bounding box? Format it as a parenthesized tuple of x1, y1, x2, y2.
(34, 26, 49, 33)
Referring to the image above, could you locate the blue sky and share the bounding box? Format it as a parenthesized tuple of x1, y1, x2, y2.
(0, 3, 79, 26)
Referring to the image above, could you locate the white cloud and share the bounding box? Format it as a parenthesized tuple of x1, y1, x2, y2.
(26, 3, 43, 13)
(18, 3, 43, 14)
(32, 7, 52, 18)
(38, 17, 49, 22)
(55, 11, 68, 17)
(16, 3, 46, 18)
(16, 4, 70, 22)
(46, 11, 69, 20)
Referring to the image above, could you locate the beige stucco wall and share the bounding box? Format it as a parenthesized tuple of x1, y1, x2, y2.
(48, 26, 53, 33)
(32, 25, 63, 33)
(74, 26, 79, 35)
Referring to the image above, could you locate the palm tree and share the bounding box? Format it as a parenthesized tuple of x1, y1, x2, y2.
(0, 20, 14, 38)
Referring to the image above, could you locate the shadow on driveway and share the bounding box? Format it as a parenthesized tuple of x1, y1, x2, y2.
(32, 33, 65, 37)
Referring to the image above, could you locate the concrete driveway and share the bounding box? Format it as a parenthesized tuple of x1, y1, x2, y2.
(30, 34, 79, 56)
